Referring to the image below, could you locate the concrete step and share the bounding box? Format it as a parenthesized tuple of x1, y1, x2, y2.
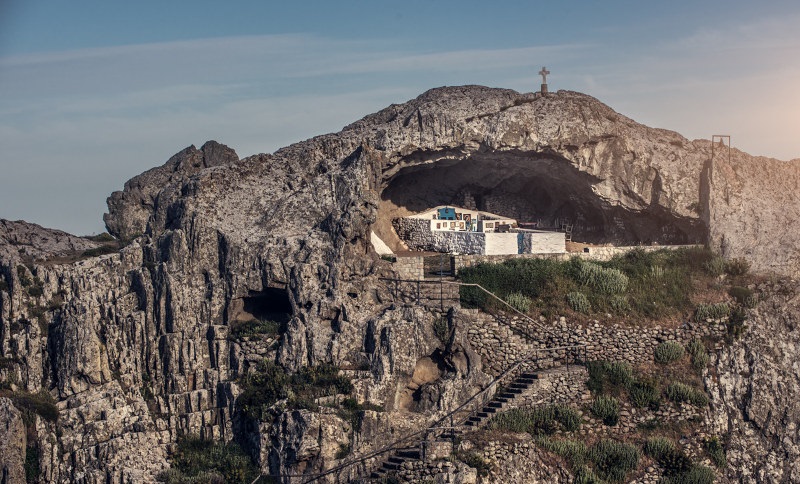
(382, 461, 402, 471)
(397, 448, 421, 459)
(487, 401, 504, 409)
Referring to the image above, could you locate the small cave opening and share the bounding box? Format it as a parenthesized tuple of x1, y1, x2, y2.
(230, 287, 293, 325)
(375, 152, 705, 250)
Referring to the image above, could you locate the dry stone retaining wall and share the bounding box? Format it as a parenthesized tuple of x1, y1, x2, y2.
(504, 366, 590, 411)
(463, 308, 726, 376)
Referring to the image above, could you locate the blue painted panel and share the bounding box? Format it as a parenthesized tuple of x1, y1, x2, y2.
(437, 208, 456, 220)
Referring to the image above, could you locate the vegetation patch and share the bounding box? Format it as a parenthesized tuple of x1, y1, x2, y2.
(238, 361, 353, 420)
(628, 378, 661, 409)
(458, 247, 745, 323)
(704, 436, 727, 468)
(505, 292, 532, 313)
(157, 436, 258, 484)
(1, 389, 59, 424)
(589, 439, 640, 482)
(586, 361, 633, 395)
(80, 245, 119, 258)
(665, 382, 709, 407)
(694, 302, 730, 322)
(590, 395, 620, 426)
(490, 405, 580, 435)
(567, 291, 591, 313)
(228, 319, 280, 340)
(654, 341, 685, 364)
(686, 339, 709, 371)
(433, 317, 450, 344)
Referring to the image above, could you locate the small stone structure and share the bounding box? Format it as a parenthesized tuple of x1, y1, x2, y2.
(393, 205, 565, 255)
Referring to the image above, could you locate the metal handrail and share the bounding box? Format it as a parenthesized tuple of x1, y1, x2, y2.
(295, 344, 587, 483)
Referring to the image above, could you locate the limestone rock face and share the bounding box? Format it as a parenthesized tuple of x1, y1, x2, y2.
(1, 85, 800, 482)
(706, 281, 800, 483)
(705, 153, 800, 277)
(0, 397, 26, 483)
(0, 219, 100, 262)
(103, 140, 239, 241)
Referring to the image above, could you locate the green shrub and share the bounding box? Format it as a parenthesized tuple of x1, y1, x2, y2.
(703, 256, 726, 276)
(16, 266, 32, 287)
(577, 262, 628, 294)
(159, 437, 258, 484)
(686, 339, 709, 371)
(86, 232, 116, 242)
(665, 382, 709, 407)
(81, 245, 119, 258)
(590, 395, 620, 426)
(490, 405, 580, 435)
(629, 379, 660, 409)
(589, 439, 640, 482)
(27, 284, 44, 297)
(505, 292, 532, 313)
(609, 295, 630, 314)
(704, 436, 727, 468)
(574, 465, 603, 484)
(238, 361, 353, 419)
(727, 307, 748, 341)
(433, 317, 450, 344)
(725, 258, 750, 276)
(695, 302, 731, 322)
(642, 437, 676, 460)
(537, 438, 587, 468)
(335, 443, 351, 459)
(654, 341, 685, 364)
(229, 319, 280, 340)
(586, 361, 633, 395)
(728, 286, 755, 306)
(567, 291, 591, 313)
(658, 448, 693, 477)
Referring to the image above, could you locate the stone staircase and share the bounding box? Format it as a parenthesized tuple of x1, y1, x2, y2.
(368, 370, 541, 480)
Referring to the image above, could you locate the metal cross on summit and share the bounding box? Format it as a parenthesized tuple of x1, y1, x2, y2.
(539, 66, 550, 95)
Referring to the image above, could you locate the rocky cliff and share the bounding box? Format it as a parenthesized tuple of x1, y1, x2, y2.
(1, 85, 799, 483)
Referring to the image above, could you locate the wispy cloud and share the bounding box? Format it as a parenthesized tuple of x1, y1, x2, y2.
(1, 22, 798, 234)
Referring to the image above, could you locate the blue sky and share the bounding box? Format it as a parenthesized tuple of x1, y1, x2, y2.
(1, 1, 799, 235)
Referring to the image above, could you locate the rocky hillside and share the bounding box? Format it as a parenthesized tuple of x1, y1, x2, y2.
(1, 85, 799, 483)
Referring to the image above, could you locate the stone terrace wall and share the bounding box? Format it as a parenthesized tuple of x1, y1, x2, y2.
(462, 308, 727, 376)
(393, 256, 424, 280)
(393, 218, 486, 254)
(503, 366, 590, 411)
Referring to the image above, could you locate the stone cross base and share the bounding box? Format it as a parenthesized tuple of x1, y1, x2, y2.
(541, 83, 548, 95)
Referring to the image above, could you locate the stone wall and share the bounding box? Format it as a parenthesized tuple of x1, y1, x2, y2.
(503, 366, 590, 411)
(394, 219, 567, 256)
(393, 256, 424, 280)
(462, 308, 727, 377)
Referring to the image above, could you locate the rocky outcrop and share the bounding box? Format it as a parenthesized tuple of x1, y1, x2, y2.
(0, 219, 100, 262)
(103, 140, 239, 241)
(1, 85, 800, 482)
(0, 397, 26, 483)
(706, 280, 800, 482)
(705, 153, 800, 277)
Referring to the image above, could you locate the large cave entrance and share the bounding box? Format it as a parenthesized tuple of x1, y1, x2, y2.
(376, 152, 705, 250)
